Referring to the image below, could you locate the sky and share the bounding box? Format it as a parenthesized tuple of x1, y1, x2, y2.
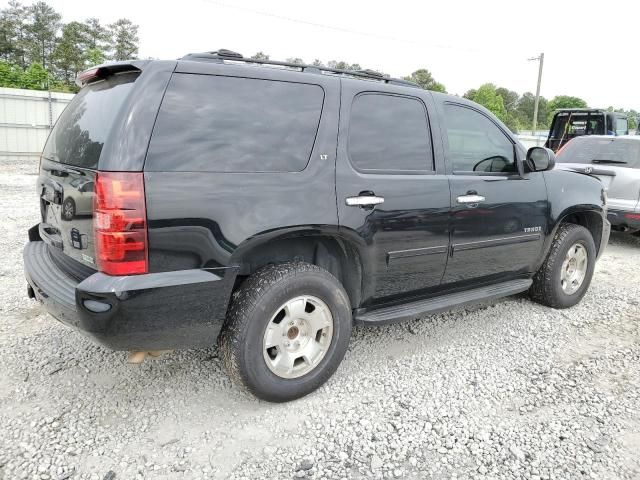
(42, 0, 640, 110)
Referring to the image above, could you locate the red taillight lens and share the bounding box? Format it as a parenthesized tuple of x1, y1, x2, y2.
(624, 213, 640, 220)
(94, 172, 148, 275)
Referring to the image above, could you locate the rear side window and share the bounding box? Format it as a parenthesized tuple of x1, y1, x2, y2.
(146, 74, 324, 172)
(616, 118, 628, 136)
(348, 93, 432, 172)
(43, 72, 137, 169)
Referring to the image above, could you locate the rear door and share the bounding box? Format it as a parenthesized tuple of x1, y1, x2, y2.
(441, 102, 548, 286)
(38, 72, 139, 269)
(336, 80, 450, 307)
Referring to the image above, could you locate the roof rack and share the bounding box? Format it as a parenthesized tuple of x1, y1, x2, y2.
(554, 108, 606, 113)
(180, 49, 420, 88)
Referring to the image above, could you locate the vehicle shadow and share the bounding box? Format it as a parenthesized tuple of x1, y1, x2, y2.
(608, 230, 640, 248)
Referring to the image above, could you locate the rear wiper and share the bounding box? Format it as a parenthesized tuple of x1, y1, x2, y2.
(591, 159, 627, 164)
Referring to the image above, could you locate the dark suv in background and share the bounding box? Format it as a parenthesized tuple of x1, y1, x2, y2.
(24, 50, 610, 402)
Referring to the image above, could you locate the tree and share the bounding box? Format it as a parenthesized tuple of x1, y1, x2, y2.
(463, 88, 477, 101)
(108, 18, 138, 60)
(26, 1, 61, 70)
(495, 87, 519, 113)
(52, 21, 86, 84)
(466, 83, 507, 121)
(1, 1, 29, 68)
(250, 51, 269, 60)
(403, 68, 446, 93)
(327, 60, 361, 71)
(517, 92, 549, 130)
(0, 60, 22, 86)
(83, 17, 108, 50)
(20, 61, 47, 89)
(492, 87, 520, 133)
(285, 57, 304, 65)
(629, 110, 638, 130)
(85, 47, 105, 66)
(0, 3, 140, 91)
(548, 95, 588, 111)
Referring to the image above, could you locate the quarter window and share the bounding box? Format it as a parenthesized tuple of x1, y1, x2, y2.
(348, 93, 433, 172)
(444, 104, 516, 173)
(146, 74, 324, 172)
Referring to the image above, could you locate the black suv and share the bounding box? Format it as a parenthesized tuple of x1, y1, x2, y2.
(24, 51, 610, 402)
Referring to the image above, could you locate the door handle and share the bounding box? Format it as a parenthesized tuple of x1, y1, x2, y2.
(456, 194, 485, 204)
(345, 195, 385, 207)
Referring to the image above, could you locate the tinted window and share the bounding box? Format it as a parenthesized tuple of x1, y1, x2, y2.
(616, 118, 628, 136)
(42, 73, 137, 169)
(444, 104, 515, 173)
(146, 74, 324, 172)
(557, 137, 640, 168)
(550, 113, 608, 139)
(348, 93, 432, 172)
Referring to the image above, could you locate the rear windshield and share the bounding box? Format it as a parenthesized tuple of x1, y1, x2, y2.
(557, 137, 640, 168)
(550, 113, 605, 140)
(42, 72, 137, 169)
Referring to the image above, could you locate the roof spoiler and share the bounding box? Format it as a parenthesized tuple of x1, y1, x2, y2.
(76, 61, 145, 87)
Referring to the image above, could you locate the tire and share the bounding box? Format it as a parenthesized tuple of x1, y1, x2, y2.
(529, 223, 596, 309)
(218, 262, 352, 402)
(62, 197, 75, 221)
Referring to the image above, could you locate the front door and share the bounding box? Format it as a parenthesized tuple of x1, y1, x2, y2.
(336, 83, 450, 307)
(440, 102, 548, 286)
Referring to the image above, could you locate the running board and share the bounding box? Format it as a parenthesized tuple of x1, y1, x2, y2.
(354, 279, 532, 325)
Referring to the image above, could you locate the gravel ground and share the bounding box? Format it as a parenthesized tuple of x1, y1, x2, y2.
(1, 165, 639, 480)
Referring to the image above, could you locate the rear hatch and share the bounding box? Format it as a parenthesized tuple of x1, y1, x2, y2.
(556, 136, 640, 211)
(38, 71, 139, 271)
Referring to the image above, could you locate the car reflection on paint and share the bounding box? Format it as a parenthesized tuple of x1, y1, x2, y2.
(62, 177, 94, 221)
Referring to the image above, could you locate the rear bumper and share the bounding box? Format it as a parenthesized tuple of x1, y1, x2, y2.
(24, 241, 237, 350)
(607, 209, 640, 231)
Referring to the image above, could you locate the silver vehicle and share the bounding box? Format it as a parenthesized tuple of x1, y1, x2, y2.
(62, 176, 95, 221)
(556, 136, 640, 233)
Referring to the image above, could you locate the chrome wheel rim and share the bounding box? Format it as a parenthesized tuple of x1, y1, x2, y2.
(63, 202, 73, 219)
(560, 243, 588, 295)
(262, 295, 333, 379)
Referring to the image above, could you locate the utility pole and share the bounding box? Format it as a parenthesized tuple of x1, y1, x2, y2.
(528, 52, 544, 136)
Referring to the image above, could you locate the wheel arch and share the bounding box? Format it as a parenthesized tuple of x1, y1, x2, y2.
(229, 227, 368, 308)
(541, 208, 604, 266)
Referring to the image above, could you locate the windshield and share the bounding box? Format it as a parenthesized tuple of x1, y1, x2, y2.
(42, 72, 138, 169)
(557, 137, 640, 168)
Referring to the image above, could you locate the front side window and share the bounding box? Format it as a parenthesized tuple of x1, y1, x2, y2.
(146, 74, 324, 172)
(348, 93, 433, 172)
(444, 104, 515, 173)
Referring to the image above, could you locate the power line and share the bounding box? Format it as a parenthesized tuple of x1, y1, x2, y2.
(197, 0, 481, 53)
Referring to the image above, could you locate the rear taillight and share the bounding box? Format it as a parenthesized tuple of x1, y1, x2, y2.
(94, 172, 148, 276)
(624, 213, 640, 220)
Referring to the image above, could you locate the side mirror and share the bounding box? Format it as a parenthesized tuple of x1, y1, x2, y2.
(526, 146, 556, 172)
